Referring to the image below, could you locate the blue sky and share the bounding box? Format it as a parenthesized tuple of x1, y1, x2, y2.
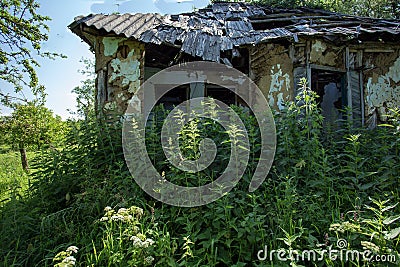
(1, 0, 210, 119)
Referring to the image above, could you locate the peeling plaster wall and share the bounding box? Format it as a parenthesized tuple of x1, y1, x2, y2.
(250, 43, 293, 111)
(364, 50, 400, 123)
(310, 39, 344, 68)
(94, 37, 145, 116)
(91, 34, 400, 126)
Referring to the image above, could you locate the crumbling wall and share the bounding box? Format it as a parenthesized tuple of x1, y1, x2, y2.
(94, 37, 145, 116)
(363, 49, 400, 124)
(309, 39, 344, 68)
(250, 43, 293, 111)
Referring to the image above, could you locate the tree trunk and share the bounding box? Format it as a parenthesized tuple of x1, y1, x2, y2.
(19, 144, 29, 172)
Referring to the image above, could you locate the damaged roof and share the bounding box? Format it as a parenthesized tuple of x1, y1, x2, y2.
(69, 1, 400, 62)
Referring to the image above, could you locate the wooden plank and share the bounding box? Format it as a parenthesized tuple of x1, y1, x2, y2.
(358, 50, 365, 126)
(310, 64, 345, 73)
(251, 13, 297, 19)
(294, 67, 307, 94)
(306, 40, 312, 87)
(347, 50, 364, 127)
(346, 47, 353, 121)
(364, 48, 395, 53)
(250, 15, 341, 23)
(311, 21, 370, 28)
(97, 69, 107, 113)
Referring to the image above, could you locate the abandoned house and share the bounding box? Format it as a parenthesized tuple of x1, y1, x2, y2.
(69, 2, 400, 127)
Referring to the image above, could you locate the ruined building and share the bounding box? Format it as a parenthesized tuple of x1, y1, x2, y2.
(69, 2, 400, 127)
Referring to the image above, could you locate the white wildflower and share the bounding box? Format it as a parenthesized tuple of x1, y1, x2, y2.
(111, 215, 125, 222)
(131, 236, 143, 248)
(66, 246, 79, 254)
(117, 208, 128, 214)
(130, 206, 144, 217)
(144, 256, 154, 264)
(99, 217, 109, 222)
(143, 238, 155, 247)
(361, 241, 380, 253)
(104, 206, 112, 212)
(130, 236, 141, 242)
(141, 239, 153, 248)
(62, 256, 76, 265)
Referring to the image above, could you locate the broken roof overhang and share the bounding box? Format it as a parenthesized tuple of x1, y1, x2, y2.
(68, 2, 400, 62)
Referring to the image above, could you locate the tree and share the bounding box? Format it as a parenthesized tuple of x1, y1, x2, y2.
(0, 115, 8, 147)
(0, 103, 64, 171)
(0, 0, 63, 106)
(315, 0, 400, 18)
(213, 0, 400, 18)
(70, 58, 95, 120)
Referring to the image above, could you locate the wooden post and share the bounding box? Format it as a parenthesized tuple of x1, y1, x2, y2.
(306, 40, 312, 87)
(345, 47, 353, 121)
(358, 50, 365, 126)
(19, 144, 29, 172)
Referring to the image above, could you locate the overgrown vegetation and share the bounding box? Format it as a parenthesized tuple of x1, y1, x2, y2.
(0, 78, 399, 266)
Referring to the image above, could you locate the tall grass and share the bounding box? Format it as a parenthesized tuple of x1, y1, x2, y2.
(0, 149, 32, 204)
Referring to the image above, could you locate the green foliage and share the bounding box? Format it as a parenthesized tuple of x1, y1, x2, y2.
(70, 58, 95, 120)
(0, 78, 399, 266)
(329, 198, 400, 265)
(213, 0, 400, 18)
(1, 103, 65, 149)
(0, 0, 64, 106)
(0, 151, 31, 203)
(0, 103, 65, 171)
(0, 117, 8, 147)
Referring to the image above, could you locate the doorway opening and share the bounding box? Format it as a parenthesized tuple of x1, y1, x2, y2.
(311, 69, 346, 125)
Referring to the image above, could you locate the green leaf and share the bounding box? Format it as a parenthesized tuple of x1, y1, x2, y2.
(382, 203, 398, 212)
(385, 227, 400, 240)
(383, 215, 400, 225)
(359, 182, 376, 190)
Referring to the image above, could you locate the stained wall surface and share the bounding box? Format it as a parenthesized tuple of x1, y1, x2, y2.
(363, 49, 400, 125)
(93, 36, 145, 116)
(250, 43, 294, 111)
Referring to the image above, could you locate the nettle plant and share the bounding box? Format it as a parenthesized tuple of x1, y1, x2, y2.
(144, 98, 247, 188)
(329, 198, 400, 265)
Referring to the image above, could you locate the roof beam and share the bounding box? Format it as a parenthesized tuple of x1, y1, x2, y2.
(251, 15, 344, 23)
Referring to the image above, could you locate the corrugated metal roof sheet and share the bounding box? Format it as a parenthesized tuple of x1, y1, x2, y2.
(69, 2, 400, 62)
(79, 13, 164, 39)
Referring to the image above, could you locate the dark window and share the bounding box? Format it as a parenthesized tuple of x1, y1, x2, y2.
(206, 84, 236, 106)
(155, 85, 189, 110)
